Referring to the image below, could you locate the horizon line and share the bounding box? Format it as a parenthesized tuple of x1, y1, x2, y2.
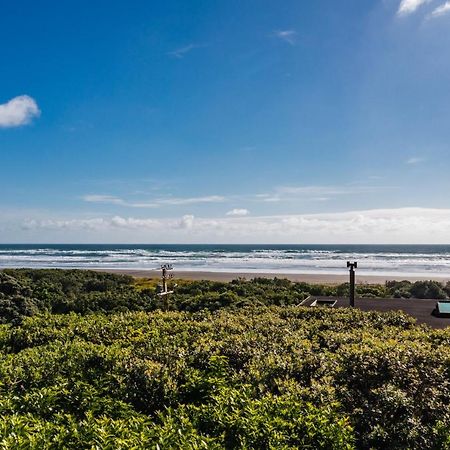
(0, 243, 450, 246)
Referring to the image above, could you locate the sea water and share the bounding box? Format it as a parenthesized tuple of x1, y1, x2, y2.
(1, 244, 450, 277)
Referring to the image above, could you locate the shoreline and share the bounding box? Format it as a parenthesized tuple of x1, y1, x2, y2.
(96, 269, 450, 285)
(3, 267, 449, 285)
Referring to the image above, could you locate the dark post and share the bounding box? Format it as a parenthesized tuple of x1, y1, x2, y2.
(347, 261, 357, 307)
(162, 266, 167, 293)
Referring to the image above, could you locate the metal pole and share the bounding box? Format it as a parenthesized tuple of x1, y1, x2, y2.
(347, 261, 357, 307)
(162, 267, 167, 293)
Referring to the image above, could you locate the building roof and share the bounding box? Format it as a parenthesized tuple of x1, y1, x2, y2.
(303, 296, 450, 329)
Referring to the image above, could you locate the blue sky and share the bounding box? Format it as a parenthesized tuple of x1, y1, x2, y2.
(2, 0, 450, 243)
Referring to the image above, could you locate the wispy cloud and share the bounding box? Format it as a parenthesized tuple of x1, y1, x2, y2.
(0, 95, 40, 128)
(82, 183, 393, 211)
(83, 195, 126, 205)
(275, 184, 387, 197)
(158, 195, 225, 206)
(108, 214, 195, 230)
(226, 208, 249, 217)
(276, 186, 349, 196)
(397, 0, 432, 15)
(429, 1, 450, 17)
(406, 156, 426, 164)
(21, 215, 191, 232)
(273, 30, 297, 45)
(19, 208, 450, 244)
(83, 194, 159, 208)
(82, 194, 225, 208)
(168, 44, 201, 58)
(248, 184, 392, 204)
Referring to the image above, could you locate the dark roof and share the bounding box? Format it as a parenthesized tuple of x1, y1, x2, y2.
(304, 296, 450, 329)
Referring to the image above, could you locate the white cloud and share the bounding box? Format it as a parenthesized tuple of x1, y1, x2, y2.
(158, 195, 225, 206)
(406, 156, 426, 164)
(17, 208, 450, 244)
(83, 195, 125, 205)
(429, 1, 450, 17)
(226, 208, 250, 217)
(397, 0, 431, 15)
(82, 185, 391, 210)
(21, 218, 108, 231)
(0, 95, 40, 128)
(273, 184, 389, 198)
(110, 216, 159, 229)
(248, 184, 390, 204)
(277, 185, 353, 196)
(273, 30, 297, 45)
(178, 214, 195, 229)
(126, 202, 160, 208)
(82, 194, 224, 208)
(168, 44, 202, 58)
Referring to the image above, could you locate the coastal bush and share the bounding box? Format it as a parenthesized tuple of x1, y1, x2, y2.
(0, 269, 150, 320)
(0, 270, 449, 327)
(0, 307, 448, 448)
(386, 280, 448, 299)
(0, 269, 449, 448)
(410, 280, 447, 299)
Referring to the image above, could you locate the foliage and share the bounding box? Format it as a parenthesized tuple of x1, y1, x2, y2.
(386, 280, 448, 299)
(1, 270, 449, 326)
(0, 270, 449, 447)
(0, 269, 147, 321)
(0, 306, 447, 448)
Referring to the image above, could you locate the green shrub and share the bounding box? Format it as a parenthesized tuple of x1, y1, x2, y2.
(0, 307, 447, 448)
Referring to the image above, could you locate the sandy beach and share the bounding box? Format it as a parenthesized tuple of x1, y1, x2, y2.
(97, 269, 450, 285)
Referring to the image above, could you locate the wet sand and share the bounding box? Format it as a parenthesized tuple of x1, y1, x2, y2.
(97, 269, 450, 285)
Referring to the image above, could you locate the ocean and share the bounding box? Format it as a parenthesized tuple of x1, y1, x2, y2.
(0, 244, 450, 277)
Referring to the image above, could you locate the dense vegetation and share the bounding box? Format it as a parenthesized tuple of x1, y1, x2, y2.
(0, 269, 449, 448)
(1, 269, 450, 324)
(0, 307, 449, 449)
